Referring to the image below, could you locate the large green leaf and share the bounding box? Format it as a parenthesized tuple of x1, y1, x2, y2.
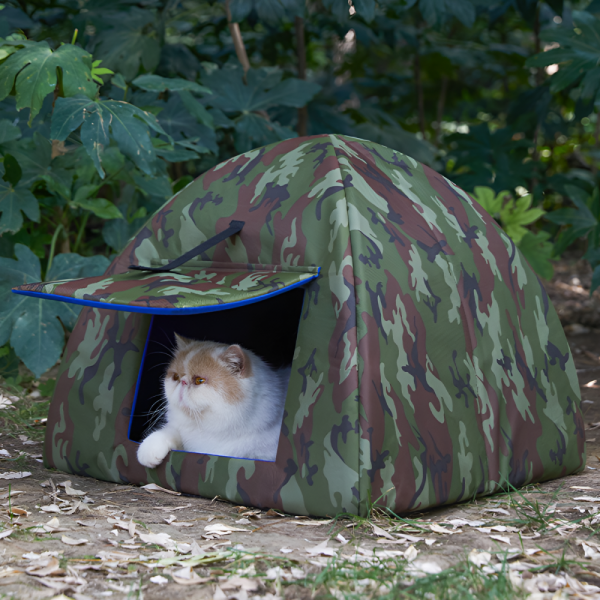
(0, 162, 39, 233)
(93, 7, 161, 81)
(51, 96, 168, 177)
(0, 42, 96, 123)
(0, 245, 109, 376)
(525, 11, 600, 99)
(234, 113, 296, 152)
(229, 0, 304, 24)
(517, 231, 554, 280)
(204, 67, 321, 114)
(132, 74, 211, 95)
(418, 0, 475, 27)
(1, 133, 51, 186)
(0, 119, 21, 145)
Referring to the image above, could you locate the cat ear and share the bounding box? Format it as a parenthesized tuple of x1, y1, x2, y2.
(174, 333, 194, 349)
(223, 345, 245, 375)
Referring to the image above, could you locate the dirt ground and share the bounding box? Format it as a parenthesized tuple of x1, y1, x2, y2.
(2, 259, 600, 599)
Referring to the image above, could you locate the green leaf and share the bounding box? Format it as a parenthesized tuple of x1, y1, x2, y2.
(0, 41, 96, 124)
(0, 244, 41, 348)
(517, 231, 554, 280)
(0, 119, 21, 145)
(51, 96, 95, 141)
(0, 243, 40, 285)
(10, 298, 65, 377)
(2, 154, 21, 187)
(102, 217, 146, 253)
(499, 194, 545, 243)
(111, 73, 128, 91)
(52, 96, 111, 177)
(446, 0, 476, 27)
(525, 12, 600, 98)
(352, 0, 375, 22)
(471, 186, 509, 216)
(0, 246, 110, 376)
(93, 8, 161, 81)
(0, 344, 19, 379)
(234, 112, 296, 152)
(71, 185, 122, 219)
(101, 100, 167, 175)
(1, 132, 51, 186)
(51, 96, 167, 177)
(205, 67, 321, 114)
(132, 74, 211, 95)
(179, 90, 214, 128)
(0, 163, 40, 233)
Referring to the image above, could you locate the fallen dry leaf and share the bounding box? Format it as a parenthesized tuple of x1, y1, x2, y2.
(294, 519, 333, 526)
(26, 557, 62, 577)
(171, 566, 210, 585)
(489, 534, 511, 544)
(468, 550, 492, 567)
(141, 483, 181, 495)
(204, 523, 249, 535)
(0, 529, 13, 539)
(372, 524, 395, 539)
(574, 496, 600, 502)
(7, 507, 28, 517)
(404, 545, 418, 562)
(0, 471, 31, 480)
(61, 535, 88, 546)
(430, 523, 455, 535)
(305, 540, 336, 557)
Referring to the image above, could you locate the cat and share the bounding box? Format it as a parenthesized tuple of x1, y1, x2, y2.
(136, 334, 290, 467)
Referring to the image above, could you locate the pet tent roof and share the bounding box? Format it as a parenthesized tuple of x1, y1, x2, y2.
(14, 134, 584, 518)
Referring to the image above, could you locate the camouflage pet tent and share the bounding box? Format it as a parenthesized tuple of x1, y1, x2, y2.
(13, 134, 584, 517)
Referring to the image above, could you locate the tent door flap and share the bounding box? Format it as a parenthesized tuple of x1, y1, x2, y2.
(11, 261, 320, 315)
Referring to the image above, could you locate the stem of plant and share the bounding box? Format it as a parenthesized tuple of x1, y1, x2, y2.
(71, 29, 78, 45)
(225, 0, 250, 80)
(72, 213, 90, 254)
(47, 223, 64, 277)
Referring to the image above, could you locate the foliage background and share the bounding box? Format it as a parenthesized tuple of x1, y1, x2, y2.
(0, 0, 599, 378)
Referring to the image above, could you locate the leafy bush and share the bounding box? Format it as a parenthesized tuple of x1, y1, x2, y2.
(2, 0, 600, 377)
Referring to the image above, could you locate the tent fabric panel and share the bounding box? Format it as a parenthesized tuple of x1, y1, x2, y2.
(43, 136, 362, 517)
(333, 136, 584, 515)
(13, 264, 320, 312)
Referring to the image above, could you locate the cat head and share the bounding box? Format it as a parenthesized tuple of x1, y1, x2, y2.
(163, 334, 252, 416)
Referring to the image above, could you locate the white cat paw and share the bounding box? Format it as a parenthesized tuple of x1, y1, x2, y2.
(137, 435, 171, 468)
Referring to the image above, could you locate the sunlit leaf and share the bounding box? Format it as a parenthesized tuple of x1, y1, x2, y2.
(0, 41, 96, 123)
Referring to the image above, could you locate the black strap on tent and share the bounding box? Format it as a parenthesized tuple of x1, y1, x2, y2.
(129, 220, 245, 273)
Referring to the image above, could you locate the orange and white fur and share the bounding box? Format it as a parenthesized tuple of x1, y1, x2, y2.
(137, 334, 290, 466)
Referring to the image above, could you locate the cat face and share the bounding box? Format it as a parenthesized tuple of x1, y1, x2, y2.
(163, 335, 252, 416)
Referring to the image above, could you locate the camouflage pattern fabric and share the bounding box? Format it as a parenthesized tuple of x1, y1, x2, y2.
(14, 262, 319, 311)
(37, 134, 584, 517)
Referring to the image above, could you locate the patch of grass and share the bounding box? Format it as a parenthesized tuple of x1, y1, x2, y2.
(0, 391, 50, 441)
(296, 553, 524, 600)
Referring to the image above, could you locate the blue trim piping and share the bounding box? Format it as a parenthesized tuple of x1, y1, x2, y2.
(128, 315, 154, 441)
(12, 271, 319, 315)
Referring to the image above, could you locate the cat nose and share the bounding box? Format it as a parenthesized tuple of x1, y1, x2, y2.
(180, 377, 188, 386)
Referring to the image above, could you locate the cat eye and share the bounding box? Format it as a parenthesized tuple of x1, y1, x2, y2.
(172, 373, 179, 381)
(194, 377, 205, 385)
